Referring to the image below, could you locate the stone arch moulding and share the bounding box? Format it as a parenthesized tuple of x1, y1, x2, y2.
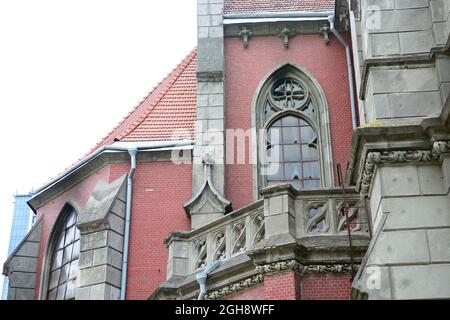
(251, 62, 334, 200)
(38, 202, 80, 300)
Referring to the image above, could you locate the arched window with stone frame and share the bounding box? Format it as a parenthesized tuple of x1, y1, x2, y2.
(40, 204, 80, 300)
(252, 64, 334, 197)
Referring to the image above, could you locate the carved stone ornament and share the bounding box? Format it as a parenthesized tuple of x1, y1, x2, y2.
(360, 150, 434, 197)
(303, 264, 358, 274)
(319, 25, 330, 44)
(184, 153, 232, 216)
(256, 259, 304, 275)
(432, 140, 450, 158)
(278, 27, 296, 48)
(205, 274, 264, 300)
(255, 259, 358, 276)
(239, 27, 253, 48)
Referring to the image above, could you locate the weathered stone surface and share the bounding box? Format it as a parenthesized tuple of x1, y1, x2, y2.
(379, 165, 421, 197)
(9, 272, 36, 289)
(427, 229, 450, 263)
(14, 288, 35, 300)
(367, 230, 430, 265)
(3, 219, 41, 300)
(15, 242, 40, 258)
(7, 257, 38, 273)
(382, 196, 450, 230)
(78, 175, 127, 228)
(80, 230, 108, 252)
(390, 264, 450, 299)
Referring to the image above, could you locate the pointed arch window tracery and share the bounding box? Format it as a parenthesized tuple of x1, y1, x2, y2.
(255, 65, 333, 191)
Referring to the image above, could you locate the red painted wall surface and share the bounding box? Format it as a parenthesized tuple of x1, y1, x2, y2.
(224, 34, 353, 210)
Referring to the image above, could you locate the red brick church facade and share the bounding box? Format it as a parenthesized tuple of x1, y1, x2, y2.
(6, 0, 449, 300)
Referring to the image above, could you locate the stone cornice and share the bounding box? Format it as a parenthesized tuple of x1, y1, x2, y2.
(205, 260, 358, 300)
(205, 274, 264, 300)
(256, 259, 303, 275)
(359, 145, 450, 197)
(255, 259, 359, 276)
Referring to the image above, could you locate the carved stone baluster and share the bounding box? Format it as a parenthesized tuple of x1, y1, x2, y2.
(251, 213, 265, 245)
(193, 238, 208, 271)
(245, 215, 252, 251)
(329, 198, 339, 235)
(231, 221, 246, 255)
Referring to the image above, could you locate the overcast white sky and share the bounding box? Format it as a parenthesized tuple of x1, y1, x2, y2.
(0, 0, 197, 295)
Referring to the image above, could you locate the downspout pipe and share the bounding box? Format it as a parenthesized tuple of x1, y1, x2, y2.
(328, 15, 357, 129)
(196, 261, 222, 300)
(120, 147, 137, 301)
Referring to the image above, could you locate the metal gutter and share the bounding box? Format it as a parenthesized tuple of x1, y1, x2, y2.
(223, 11, 334, 25)
(30, 140, 195, 202)
(196, 261, 222, 300)
(120, 147, 137, 300)
(328, 15, 357, 129)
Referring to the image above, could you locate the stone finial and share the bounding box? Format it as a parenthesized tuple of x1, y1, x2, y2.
(239, 27, 253, 48)
(184, 152, 232, 229)
(202, 152, 215, 166)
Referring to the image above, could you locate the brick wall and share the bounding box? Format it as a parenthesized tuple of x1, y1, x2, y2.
(263, 272, 301, 300)
(300, 274, 352, 300)
(111, 161, 192, 300)
(224, 34, 353, 210)
(216, 272, 352, 300)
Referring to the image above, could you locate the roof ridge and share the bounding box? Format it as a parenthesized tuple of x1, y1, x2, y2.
(116, 49, 197, 141)
(84, 48, 197, 156)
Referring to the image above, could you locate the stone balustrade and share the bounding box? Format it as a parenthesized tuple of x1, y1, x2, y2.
(165, 184, 370, 280)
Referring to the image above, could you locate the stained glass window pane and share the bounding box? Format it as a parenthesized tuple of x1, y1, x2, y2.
(64, 226, 75, 246)
(303, 162, 320, 179)
(283, 145, 301, 162)
(52, 250, 63, 271)
(302, 145, 318, 161)
(300, 125, 316, 143)
(282, 127, 300, 143)
(282, 116, 299, 126)
(56, 283, 67, 300)
(285, 163, 302, 180)
(49, 270, 61, 291)
(63, 244, 73, 265)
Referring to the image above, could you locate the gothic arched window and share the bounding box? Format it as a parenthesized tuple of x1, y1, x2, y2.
(254, 65, 334, 192)
(47, 207, 80, 300)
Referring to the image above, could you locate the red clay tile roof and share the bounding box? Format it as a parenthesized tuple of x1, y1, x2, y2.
(224, 0, 335, 14)
(89, 49, 197, 152)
